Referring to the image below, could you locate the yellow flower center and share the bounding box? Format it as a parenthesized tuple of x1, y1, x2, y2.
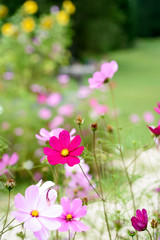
(61, 148, 69, 157)
(31, 210, 39, 217)
(66, 214, 72, 221)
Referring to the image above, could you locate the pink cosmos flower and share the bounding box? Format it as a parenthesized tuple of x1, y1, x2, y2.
(88, 61, 118, 89)
(46, 93, 62, 107)
(30, 84, 43, 93)
(77, 86, 91, 99)
(154, 102, 160, 114)
(58, 104, 74, 117)
(38, 108, 52, 120)
(12, 184, 62, 240)
(35, 128, 76, 142)
(58, 74, 70, 85)
(131, 209, 148, 231)
(0, 153, 19, 176)
(43, 130, 84, 167)
(143, 111, 154, 124)
(3, 71, 14, 80)
(14, 128, 24, 136)
(89, 98, 108, 115)
(129, 114, 140, 123)
(147, 120, 160, 136)
(37, 93, 47, 104)
(56, 197, 89, 232)
(49, 116, 64, 129)
(1, 121, 10, 130)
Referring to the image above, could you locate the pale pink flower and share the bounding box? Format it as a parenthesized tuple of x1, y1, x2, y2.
(77, 86, 91, 99)
(1, 122, 10, 130)
(57, 197, 89, 232)
(49, 116, 64, 129)
(58, 74, 70, 85)
(46, 93, 61, 107)
(12, 184, 62, 240)
(88, 61, 118, 89)
(3, 71, 14, 80)
(35, 128, 76, 143)
(25, 45, 34, 54)
(50, 5, 59, 14)
(38, 108, 52, 120)
(58, 104, 74, 117)
(14, 128, 24, 136)
(0, 153, 19, 176)
(34, 172, 43, 182)
(30, 84, 43, 93)
(143, 111, 154, 124)
(129, 114, 140, 123)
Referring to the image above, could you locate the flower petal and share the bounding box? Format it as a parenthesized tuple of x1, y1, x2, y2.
(57, 219, 69, 232)
(70, 146, 84, 156)
(60, 197, 71, 214)
(38, 217, 61, 230)
(49, 136, 62, 151)
(59, 130, 70, 149)
(33, 227, 49, 240)
(70, 220, 89, 232)
(25, 185, 39, 210)
(67, 156, 80, 167)
(24, 217, 42, 232)
(47, 154, 68, 165)
(70, 198, 82, 215)
(69, 135, 81, 151)
(40, 205, 62, 218)
(43, 147, 58, 156)
(15, 193, 30, 212)
(12, 211, 31, 223)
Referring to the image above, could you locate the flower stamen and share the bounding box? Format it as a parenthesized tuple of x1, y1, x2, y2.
(31, 210, 39, 217)
(66, 214, 72, 221)
(61, 148, 69, 157)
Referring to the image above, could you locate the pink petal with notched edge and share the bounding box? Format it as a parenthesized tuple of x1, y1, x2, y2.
(154, 107, 160, 114)
(72, 220, 89, 232)
(70, 198, 82, 214)
(67, 156, 80, 167)
(40, 205, 62, 218)
(15, 193, 30, 212)
(9, 152, 19, 165)
(70, 146, 84, 156)
(43, 147, 58, 156)
(24, 217, 42, 232)
(57, 219, 69, 232)
(34, 227, 49, 240)
(74, 206, 87, 218)
(47, 154, 67, 165)
(49, 136, 62, 151)
(142, 209, 148, 224)
(39, 128, 50, 138)
(38, 217, 61, 230)
(60, 197, 71, 214)
(93, 71, 105, 82)
(69, 135, 81, 151)
(157, 102, 160, 108)
(59, 130, 70, 149)
(12, 211, 31, 223)
(25, 185, 39, 210)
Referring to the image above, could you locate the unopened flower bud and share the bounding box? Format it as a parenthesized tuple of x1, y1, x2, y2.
(91, 122, 98, 131)
(4, 178, 15, 190)
(128, 230, 136, 237)
(107, 125, 113, 133)
(151, 219, 158, 228)
(76, 115, 83, 125)
(82, 197, 88, 206)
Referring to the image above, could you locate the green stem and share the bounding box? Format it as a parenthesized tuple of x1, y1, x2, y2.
(73, 232, 77, 240)
(146, 229, 153, 240)
(68, 229, 71, 240)
(0, 218, 15, 234)
(92, 131, 112, 240)
(0, 190, 11, 238)
(0, 223, 22, 235)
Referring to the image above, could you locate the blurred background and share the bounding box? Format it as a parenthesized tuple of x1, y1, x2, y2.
(0, 0, 160, 186)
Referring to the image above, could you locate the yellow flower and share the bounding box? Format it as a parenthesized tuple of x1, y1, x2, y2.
(0, 5, 8, 18)
(23, 1, 38, 14)
(63, 1, 76, 14)
(56, 10, 69, 25)
(21, 17, 35, 33)
(40, 16, 54, 29)
(1, 23, 16, 37)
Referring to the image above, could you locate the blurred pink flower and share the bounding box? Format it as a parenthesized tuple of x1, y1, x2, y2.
(14, 128, 24, 136)
(37, 93, 47, 104)
(50, 5, 59, 14)
(0, 153, 19, 176)
(46, 93, 62, 107)
(36, 128, 76, 143)
(49, 116, 64, 129)
(129, 114, 140, 123)
(12, 185, 62, 240)
(34, 172, 43, 182)
(25, 45, 34, 54)
(56, 197, 89, 232)
(38, 108, 52, 120)
(65, 159, 89, 178)
(58, 104, 74, 117)
(32, 37, 41, 46)
(58, 74, 70, 85)
(1, 121, 10, 130)
(154, 102, 160, 114)
(3, 71, 14, 80)
(89, 98, 108, 115)
(143, 111, 154, 124)
(30, 84, 43, 93)
(77, 86, 91, 99)
(43, 130, 84, 167)
(88, 61, 118, 89)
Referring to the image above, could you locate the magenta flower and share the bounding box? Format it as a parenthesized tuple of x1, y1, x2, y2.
(154, 102, 160, 114)
(43, 130, 84, 167)
(37, 93, 47, 104)
(131, 209, 148, 231)
(88, 61, 118, 89)
(12, 185, 62, 240)
(57, 197, 89, 232)
(0, 153, 19, 176)
(147, 121, 160, 136)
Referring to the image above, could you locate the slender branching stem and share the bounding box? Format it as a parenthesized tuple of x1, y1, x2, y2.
(146, 229, 153, 240)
